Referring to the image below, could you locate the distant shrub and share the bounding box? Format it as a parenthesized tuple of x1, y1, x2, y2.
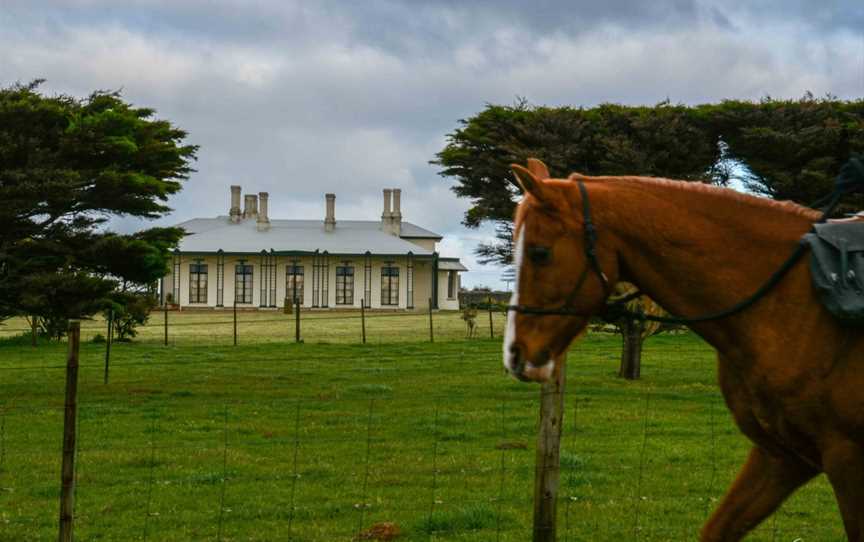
(105, 292, 157, 341)
(0, 332, 36, 347)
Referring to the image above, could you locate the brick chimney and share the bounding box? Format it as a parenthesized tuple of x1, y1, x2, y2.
(381, 189, 393, 234)
(257, 192, 270, 231)
(229, 185, 242, 223)
(324, 193, 336, 232)
(243, 194, 258, 219)
(391, 188, 402, 236)
(382, 188, 403, 235)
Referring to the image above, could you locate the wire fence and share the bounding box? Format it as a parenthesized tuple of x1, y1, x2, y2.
(0, 306, 507, 348)
(0, 330, 844, 541)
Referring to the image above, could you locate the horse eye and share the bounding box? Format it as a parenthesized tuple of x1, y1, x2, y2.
(527, 246, 551, 265)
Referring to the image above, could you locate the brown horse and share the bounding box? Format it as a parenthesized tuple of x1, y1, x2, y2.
(503, 159, 864, 541)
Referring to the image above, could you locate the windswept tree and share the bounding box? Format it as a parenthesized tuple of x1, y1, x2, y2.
(0, 80, 197, 333)
(434, 100, 722, 264)
(708, 94, 864, 212)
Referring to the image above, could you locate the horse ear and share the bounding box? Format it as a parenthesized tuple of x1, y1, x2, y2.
(526, 158, 550, 180)
(511, 163, 548, 201)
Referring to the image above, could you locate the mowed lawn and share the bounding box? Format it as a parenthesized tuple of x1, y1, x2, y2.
(0, 317, 845, 541)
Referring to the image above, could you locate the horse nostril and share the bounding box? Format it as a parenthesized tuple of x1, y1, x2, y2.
(509, 345, 523, 367)
(508, 345, 526, 376)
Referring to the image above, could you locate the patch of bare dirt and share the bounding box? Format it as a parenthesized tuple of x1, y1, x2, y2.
(495, 441, 528, 450)
(355, 522, 401, 541)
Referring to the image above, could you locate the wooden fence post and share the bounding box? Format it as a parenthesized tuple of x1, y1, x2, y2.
(360, 299, 366, 344)
(428, 298, 434, 343)
(103, 308, 113, 385)
(294, 298, 301, 343)
(59, 320, 81, 542)
(533, 355, 567, 542)
(488, 296, 494, 339)
(163, 304, 168, 346)
(233, 300, 238, 346)
(31, 316, 38, 347)
(618, 318, 644, 380)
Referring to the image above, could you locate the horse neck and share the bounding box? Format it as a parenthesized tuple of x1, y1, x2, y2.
(594, 178, 819, 352)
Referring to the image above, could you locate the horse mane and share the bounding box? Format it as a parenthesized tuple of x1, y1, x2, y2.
(574, 174, 822, 222)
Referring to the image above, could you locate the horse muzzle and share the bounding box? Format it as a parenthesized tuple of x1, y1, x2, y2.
(505, 344, 555, 382)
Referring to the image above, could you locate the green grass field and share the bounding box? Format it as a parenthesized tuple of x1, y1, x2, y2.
(0, 315, 845, 541)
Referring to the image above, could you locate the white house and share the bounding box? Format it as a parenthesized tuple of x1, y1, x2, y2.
(160, 186, 467, 310)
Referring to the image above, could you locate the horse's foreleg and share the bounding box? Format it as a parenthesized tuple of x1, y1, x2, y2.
(700, 446, 817, 542)
(823, 440, 864, 541)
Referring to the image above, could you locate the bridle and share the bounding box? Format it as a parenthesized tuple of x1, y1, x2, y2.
(506, 181, 614, 317)
(505, 164, 862, 325)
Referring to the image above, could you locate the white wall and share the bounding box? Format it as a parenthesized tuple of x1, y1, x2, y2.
(437, 269, 461, 311)
(165, 253, 446, 311)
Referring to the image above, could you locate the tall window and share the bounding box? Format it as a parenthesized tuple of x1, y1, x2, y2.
(189, 261, 208, 304)
(216, 250, 225, 307)
(381, 264, 399, 306)
(320, 252, 330, 308)
(312, 251, 320, 307)
(172, 252, 181, 304)
(235, 263, 253, 304)
(287, 264, 304, 305)
(336, 264, 354, 305)
(447, 271, 457, 299)
(406, 253, 414, 309)
(259, 251, 277, 308)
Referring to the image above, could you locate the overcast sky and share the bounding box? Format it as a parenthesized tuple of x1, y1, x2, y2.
(2, 1, 862, 288)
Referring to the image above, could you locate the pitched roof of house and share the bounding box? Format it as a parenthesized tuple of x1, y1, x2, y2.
(175, 217, 441, 256)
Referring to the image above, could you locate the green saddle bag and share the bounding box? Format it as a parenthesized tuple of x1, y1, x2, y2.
(802, 222, 864, 323)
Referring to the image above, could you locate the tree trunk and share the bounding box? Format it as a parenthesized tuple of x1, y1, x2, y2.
(618, 318, 644, 380)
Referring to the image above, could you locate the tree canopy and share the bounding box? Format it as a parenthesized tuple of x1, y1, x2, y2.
(434, 95, 864, 265)
(0, 80, 197, 325)
(707, 95, 864, 207)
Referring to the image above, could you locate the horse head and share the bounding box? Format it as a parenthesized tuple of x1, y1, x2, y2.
(503, 159, 620, 382)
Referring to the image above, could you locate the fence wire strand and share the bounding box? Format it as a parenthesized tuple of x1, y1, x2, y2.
(287, 398, 301, 540)
(704, 380, 718, 521)
(356, 398, 376, 538)
(216, 404, 230, 541)
(142, 411, 158, 541)
(426, 404, 441, 542)
(0, 409, 5, 486)
(495, 396, 506, 542)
